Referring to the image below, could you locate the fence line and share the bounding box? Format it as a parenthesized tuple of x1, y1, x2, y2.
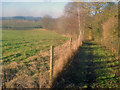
(50, 46, 53, 83)
(2, 37, 82, 88)
(49, 37, 82, 86)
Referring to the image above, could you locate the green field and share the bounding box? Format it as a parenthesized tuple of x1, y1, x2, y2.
(2, 29, 69, 88)
(2, 29, 68, 64)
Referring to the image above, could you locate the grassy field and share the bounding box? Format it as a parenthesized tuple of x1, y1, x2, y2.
(2, 29, 120, 88)
(2, 29, 69, 88)
(2, 29, 68, 64)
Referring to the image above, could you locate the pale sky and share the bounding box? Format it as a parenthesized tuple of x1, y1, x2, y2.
(2, 2, 68, 18)
(1, 0, 118, 18)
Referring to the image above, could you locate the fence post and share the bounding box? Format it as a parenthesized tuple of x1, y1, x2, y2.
(50, 45, 53, 82)
(70, 37, 72, 49)
(89, 30, 92, 40)
(78, 35, 81, 46)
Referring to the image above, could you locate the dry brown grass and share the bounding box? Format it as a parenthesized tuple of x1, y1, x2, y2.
(37, 37, 82, 88)
(52, 37, 82, 85)
(102, 16, 118, 54)
(2, 37, 82, 88)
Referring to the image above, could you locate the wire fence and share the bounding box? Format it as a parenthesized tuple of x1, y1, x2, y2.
(2, 37, 82, 88)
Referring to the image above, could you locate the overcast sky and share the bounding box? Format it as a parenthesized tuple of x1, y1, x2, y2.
(2, 2, 68, 18)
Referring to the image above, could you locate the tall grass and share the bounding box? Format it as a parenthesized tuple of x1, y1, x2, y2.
(51, 37, 82, 86)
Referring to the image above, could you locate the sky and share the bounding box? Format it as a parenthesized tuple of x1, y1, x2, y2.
(1, 0, 118, 18)
(2, 2, 68, 18)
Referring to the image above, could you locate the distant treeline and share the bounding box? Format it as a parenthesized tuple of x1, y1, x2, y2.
(2, 26, 42, 30)
(2, 19, 42, 30)
(2, 16, 43, 29)
(1, 16, 42, 21)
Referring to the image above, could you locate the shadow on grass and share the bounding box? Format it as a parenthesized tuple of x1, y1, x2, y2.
(51, 41, 107, 88)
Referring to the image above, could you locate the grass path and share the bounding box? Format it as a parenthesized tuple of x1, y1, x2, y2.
(52, 41, 120, 88)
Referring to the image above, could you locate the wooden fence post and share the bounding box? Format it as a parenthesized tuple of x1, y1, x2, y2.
(50, 46, 54, 82)
(89, 30, 92, 40)
(70, 37, 72, 49)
